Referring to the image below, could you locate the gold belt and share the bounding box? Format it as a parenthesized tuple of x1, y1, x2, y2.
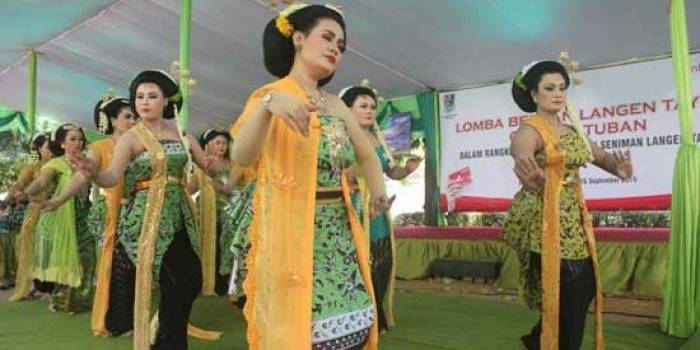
(315, 185, 357, 204)
(132, 176, 185, 192)
(121, 176, 186, 204)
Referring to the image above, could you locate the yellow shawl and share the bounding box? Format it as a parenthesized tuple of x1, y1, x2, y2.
(194, 167, 218, 296)
(89, 138, 125, 337)
(130, 123, 171, 350)
(232, 77, 378, 350)
(130, 124, 222, 349)
(9, 160, 48, 302)
(526, 116, 604, 350)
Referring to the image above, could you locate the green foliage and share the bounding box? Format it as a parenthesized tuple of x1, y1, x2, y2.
(0, 156, 31, 195)
(591, 211, 669, 228)
(0, 130, 33, 195)
(394, 211, 670, 228)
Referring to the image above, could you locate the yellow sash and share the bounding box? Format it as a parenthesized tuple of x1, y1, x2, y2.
(130, 123, 169, 350)
(526, 116, 604, 350)
(232, 77, 378, 350)
(195, 167, 218, 296)
(89, 138, 125, 337)
(9, 161, 47, 301)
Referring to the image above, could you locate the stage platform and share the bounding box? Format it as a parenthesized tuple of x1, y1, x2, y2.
(395, 226, 669, 297)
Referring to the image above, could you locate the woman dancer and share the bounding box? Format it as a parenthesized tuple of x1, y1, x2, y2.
(188, 128, 239, 296)
(47, 95, 137, 335)
(231, 4, 390, 349)
(5, 133, 53, 298)
(505, 60, 632, 350)
(340, 85, 421, 332)
(24, 123, 92, 313)
(74, 69, 233, 349)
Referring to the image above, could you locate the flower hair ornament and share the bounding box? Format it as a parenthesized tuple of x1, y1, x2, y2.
(513, 60, 542, 92)
(169, 61, 197, 98)
(558, 51, 582, 86)
(513, 52, 582, 92)
(169, 61, 197, 182)
(274, 3, 344, 38)
(557, 51, 592, 161)
(97, 88, 118, 133)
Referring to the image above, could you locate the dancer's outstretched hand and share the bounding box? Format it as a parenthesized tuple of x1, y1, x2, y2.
(370, 194, 395, 219)
(514, 155, 545, 191)
(202, 148, 222, 177)
(70, 154, 98, 180)
(404, 155, 423, 174)
(614, 150, 633, 180)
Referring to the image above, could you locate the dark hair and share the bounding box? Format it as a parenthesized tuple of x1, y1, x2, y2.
(263, 5, 346, 87)
(50, 123, 86, 156)
(93, 97, 130, 134)
(31, 134, 51, 160)
(511, 61, 570, 113)
(129, 70, 181, 119)
(340, 86, 376, 108)
(198, 129, 232, 159)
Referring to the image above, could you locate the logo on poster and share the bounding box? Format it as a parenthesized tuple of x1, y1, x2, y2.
(442, 93, 457, 119)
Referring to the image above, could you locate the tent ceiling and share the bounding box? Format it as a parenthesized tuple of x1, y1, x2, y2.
(0, 0, 698, 133)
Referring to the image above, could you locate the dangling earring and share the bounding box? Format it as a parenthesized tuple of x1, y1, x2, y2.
(533, 96, 538, 104)
(294, 42, 302, 52)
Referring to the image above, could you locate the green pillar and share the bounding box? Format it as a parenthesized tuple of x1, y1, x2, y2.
(661, 0, 700, 338)
(419, 91, 445, 226)
(26, 50, 37, 140)
(178, 0, 192, 128)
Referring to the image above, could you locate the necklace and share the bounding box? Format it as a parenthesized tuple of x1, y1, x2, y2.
(289, 74, 328, 113)
(307, 89, 327, 114)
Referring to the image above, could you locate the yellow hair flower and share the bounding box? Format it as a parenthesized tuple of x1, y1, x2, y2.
(276, 15, 294, 37)
(275, 3, 309, 37)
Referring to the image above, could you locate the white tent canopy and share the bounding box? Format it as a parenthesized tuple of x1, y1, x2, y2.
(0, 0, 698, 133)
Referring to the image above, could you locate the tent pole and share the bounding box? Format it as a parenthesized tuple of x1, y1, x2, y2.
(661, 0, 700, 338)
(178, 0, 192, 129)
(26, 50, 37, 140)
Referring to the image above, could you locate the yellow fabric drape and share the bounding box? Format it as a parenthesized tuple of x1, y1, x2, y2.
(232, 77, 378, 350)
(89, 138, 125, 337)
(526, 116, 604, 350)
(356, 177, 371, 259)
(130, 125, 220, 348)
(9, 161, 48, 301)
(130, 123, 169, 350)
(194, 167, 218, 296)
